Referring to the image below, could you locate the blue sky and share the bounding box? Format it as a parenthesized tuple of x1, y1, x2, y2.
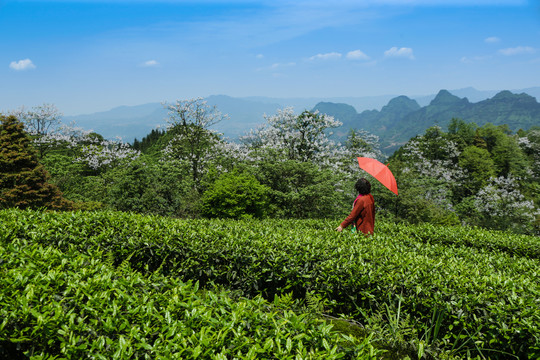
(1, 0, 539, 115)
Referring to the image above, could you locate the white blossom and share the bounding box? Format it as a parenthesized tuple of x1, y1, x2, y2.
(239, 107, 342, 164)
(74, 137, 140, 170)
(401, 136, 465, 184)
(474, 175, 540, 232)
(163, 97, 229, 130)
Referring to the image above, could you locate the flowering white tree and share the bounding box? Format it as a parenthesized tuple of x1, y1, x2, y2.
(237, 107, 388, 192)
(9, 103, 62, 136)
(240, 107, 342, 163)
(390, 124, 540, 232)
(163, 98, 229, 190)
(518, 130, 540, 179)
(400, 128, 466, 184)
(5, 104, 139, 170)
(8, 103, 63, 157)
(390, 127, 468, 222)
(233, 108, 388, 217)
(27, 122, 141, 171)
(474, 176, 540, 233)
(74, 137, 140, 170)
(29, 122, 92, 152)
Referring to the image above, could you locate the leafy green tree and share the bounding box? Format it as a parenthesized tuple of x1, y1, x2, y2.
(491, 134, 528, 177)
(101, 157, 199, 217)
(389, 172, 459, 226)
(255, 160, 346, 218)
(458, 146, 495, 194)
(0, 115, 71, 210)
(419, 126, 456, 161)
(476, 123, 507, 152)
(132, 128, 166, 153)
(473, 128, 488, 150)
(201, 171, 270, 219)
(473, 123, 528, 177)
(447, 118, 477, 149)
(39, 152, 99, 201)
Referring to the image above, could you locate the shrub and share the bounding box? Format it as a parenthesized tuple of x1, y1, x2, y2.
(201, 171, 269, 219)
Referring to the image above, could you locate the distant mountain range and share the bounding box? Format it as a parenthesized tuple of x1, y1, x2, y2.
(62, 87, 540, 154)
(315, 89, 540, 154)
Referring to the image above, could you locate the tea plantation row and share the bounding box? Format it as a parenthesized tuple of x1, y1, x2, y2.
(0, 237, 380, 359)
(1, 209, 539, 358)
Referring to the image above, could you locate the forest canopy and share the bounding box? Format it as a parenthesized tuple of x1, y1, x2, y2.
(2, 101, 539, 235)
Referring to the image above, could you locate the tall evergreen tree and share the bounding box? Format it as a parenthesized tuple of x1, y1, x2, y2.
(0, 115, 71, 210)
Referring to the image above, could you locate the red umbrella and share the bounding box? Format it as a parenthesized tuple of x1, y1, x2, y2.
(357, 157, 398, 195)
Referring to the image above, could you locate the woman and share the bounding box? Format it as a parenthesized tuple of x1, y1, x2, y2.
(336, 178, 375, 235)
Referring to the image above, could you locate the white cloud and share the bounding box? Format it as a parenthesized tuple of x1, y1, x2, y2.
(498, 46, 535, 56)
(308, 52, 342, 61)
(141, 60, 159, 67)
(484, 36, 500, 43)
(270, 62, 296, 69)
(9, 59, 36, 71)
(346, 50, 370, 60)
(384, 47, 415, 59)
(256, 54, 264, 59)
(460, 55, 492, 63)
(257, 62, 296, 71)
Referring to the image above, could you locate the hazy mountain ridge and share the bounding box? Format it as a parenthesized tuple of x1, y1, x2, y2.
(315, 89, 540, 154)
(62, 87, 540, 149)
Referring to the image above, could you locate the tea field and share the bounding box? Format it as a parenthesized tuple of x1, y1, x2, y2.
(1, 209, 539, 359)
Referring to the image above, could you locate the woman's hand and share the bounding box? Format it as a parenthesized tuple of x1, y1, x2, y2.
(335, 226, 343, 232)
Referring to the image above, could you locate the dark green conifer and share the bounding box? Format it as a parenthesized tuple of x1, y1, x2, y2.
(0, 115, 71, 210)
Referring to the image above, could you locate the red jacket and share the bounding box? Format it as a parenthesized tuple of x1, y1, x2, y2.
(340, 194, 375, 235)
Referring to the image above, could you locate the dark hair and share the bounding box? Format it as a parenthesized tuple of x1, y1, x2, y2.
(355, 178, 371, 195)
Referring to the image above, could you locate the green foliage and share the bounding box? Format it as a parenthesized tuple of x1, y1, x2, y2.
(0, 115, 71, 210)
(390, 122, 539, 234)
(447, 118, 477, 153)
(0, 236, 380, 359)
(132, 128, 166, 153)
(256, 160, 347, 218)
(39, 141, 201, 216)
(477, 124, 528, 177)
(3, 209, 539, 359)
(101, 157, 198, 216)
(458, 146, 495, 194)
(201, 170, 270, 219)
(28, 104, 538, 235)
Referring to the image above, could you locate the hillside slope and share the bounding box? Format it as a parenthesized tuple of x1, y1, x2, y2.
(315, 90, 540, 154)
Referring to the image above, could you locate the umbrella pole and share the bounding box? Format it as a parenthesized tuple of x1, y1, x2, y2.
(394, 195, 398, 221)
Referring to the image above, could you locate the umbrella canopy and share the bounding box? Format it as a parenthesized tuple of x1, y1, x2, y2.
(357, 157, 398, 195)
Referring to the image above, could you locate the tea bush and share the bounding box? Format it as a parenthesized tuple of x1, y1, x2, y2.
(0, 239, 380, 359)
(1, 209, 539, 358)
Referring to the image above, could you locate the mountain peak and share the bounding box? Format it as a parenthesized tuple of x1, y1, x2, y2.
(491, 90, 537, 104)
(388, 95, 415, 105)
(429, 90, 469, 106)
(382, 95, 420, 113)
